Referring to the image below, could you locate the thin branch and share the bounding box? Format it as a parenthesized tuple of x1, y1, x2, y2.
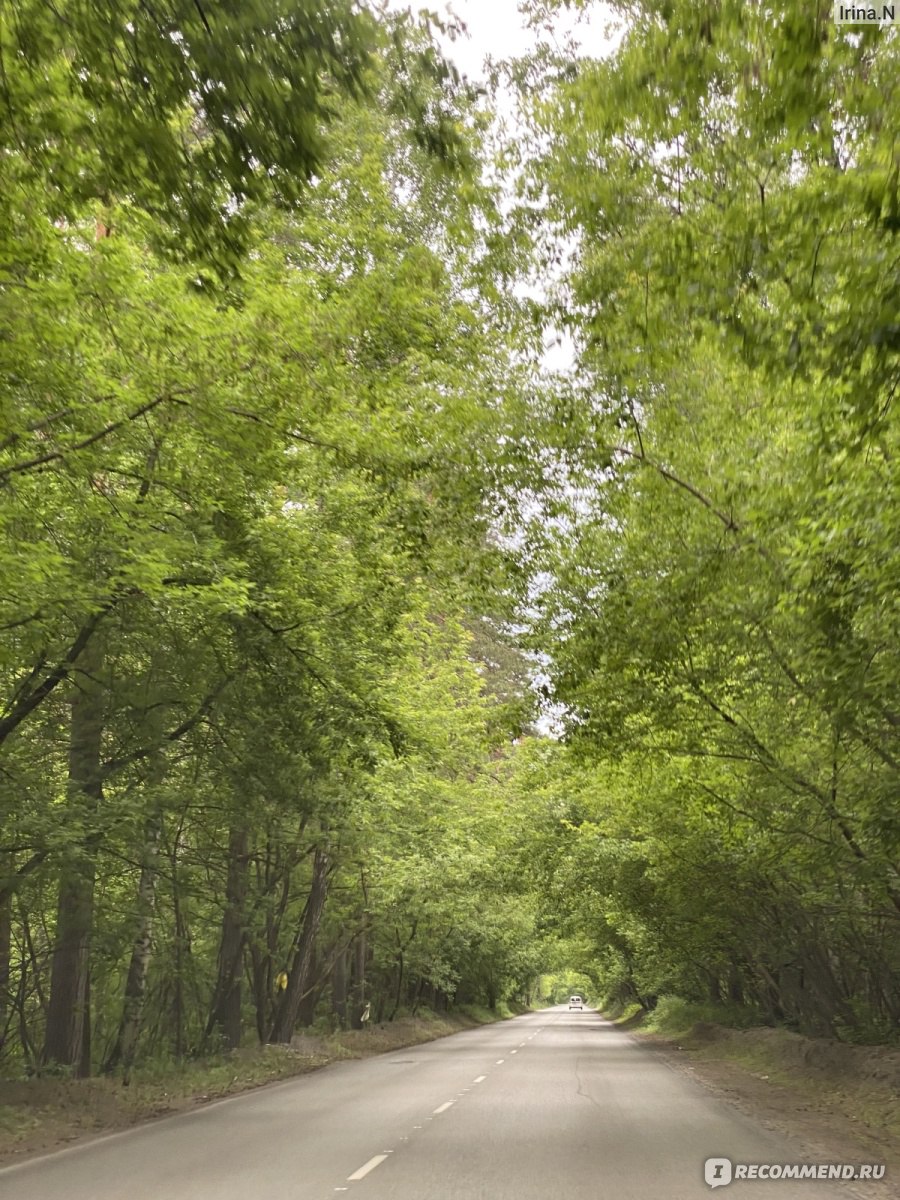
(0, 852, 48, 906)
(0, 601, 119, 746)
(0, 611, 44, 633)
(608, 443, 739, 531)
(0, 392, 190, 486)
(0, 409, 75, 455)
(100, 677, 233, 778)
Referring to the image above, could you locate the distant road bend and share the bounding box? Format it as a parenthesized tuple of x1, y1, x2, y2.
(0, 1007, 862, 1200)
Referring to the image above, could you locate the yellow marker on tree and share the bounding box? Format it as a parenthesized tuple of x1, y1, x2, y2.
(276, 971, 289, 991)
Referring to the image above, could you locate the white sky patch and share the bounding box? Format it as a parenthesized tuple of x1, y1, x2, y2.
(383, 0, 621, 82)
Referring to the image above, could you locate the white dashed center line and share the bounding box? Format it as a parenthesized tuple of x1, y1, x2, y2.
(347, 1155, 389, 1182)
(338, 1027, 552, 1191)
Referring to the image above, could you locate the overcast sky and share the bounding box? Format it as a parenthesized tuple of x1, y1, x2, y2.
(384, 0, 621, 84)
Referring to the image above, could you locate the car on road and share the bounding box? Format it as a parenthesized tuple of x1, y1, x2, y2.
(568, 995, 584, 1010)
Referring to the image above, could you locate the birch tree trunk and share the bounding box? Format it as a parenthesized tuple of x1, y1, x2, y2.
(103, 804, 163, 1080)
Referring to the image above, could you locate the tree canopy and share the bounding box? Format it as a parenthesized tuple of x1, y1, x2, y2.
(512, 0, 900, 1040)
(1, 0, 898, 1082)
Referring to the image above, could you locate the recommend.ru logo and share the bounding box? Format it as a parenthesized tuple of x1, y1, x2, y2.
(704, 1157, 886, 1187)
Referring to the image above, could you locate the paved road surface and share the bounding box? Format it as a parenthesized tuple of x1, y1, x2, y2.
(0, 1007, 865, 1199)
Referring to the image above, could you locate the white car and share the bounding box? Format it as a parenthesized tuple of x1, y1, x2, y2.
(568, 995, 584, 1010)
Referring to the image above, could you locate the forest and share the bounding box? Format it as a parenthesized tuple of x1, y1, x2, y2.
(0, 0, 897, 1092)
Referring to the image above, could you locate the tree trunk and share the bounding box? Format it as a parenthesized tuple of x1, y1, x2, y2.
(388, 950, 403, 1022)
(205, 827, 249, 1050)
(350, 930, 367, 1029)
(727, 962, 744, 1005)
(0, 856, 11, 1050)
(331, 945, 348, 1028)
(42, 640, 104, 1075)
(14, 947, 36, 1066)
(297, 945, 319, 1028)
(706, 970, 721, 1005)
(756, 962, 785, 1024)
(103, 807, 163, 1080)
(79, 969, 92, 1078)
(251, 863, 292, 1044)
(250, 940, 269, 1045)
(486, 970, 497, 1012)
(171, 837, 187, 1061)
(411, 975, 426, 1016)
(269, 847, 329, 1044)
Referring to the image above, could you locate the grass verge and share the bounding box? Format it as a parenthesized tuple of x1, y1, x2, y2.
(622, 997, 900, 1173)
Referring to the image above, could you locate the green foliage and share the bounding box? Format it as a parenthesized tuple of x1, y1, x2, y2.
(511, 0, 900, 1042)
(10, 0, 896, 1087)
(0, 12, 546, 1078)
(643, 997, 762, 1037)
(0, 0, 375, 270)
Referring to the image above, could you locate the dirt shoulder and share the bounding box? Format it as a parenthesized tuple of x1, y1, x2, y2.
(0, 1007, 520, 1167)
(626, 1018, 900, 1200)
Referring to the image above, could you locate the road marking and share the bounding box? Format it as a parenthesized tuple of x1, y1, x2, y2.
(433, 1101, 454, 1114)
(496, 1058, 504, 1064)
(519, 1042, 526, 1046)
(511, 1049, 518, 1054)
(413, 1124, 422, 1129)
(473, 1074, 486, 1083)
(347, 1155, 389, 1181)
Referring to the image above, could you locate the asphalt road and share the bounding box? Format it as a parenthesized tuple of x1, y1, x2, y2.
(0, 1007, 865, 1200)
